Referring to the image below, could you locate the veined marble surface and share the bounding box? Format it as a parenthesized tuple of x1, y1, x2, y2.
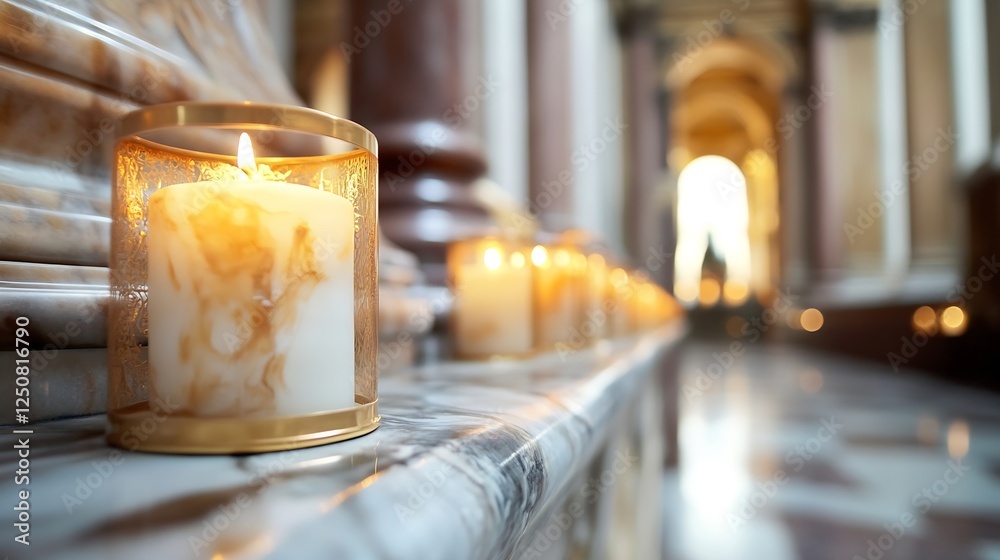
(0, 325, 683, 559)
(661, 341, 1000, 560)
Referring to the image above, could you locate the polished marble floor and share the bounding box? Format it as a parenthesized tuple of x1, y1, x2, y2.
(662, 342, 1000, 560)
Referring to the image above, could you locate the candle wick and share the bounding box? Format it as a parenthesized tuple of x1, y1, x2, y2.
(239, 163, 257, 181)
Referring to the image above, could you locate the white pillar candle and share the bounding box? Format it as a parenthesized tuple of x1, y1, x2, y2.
(146, 135, 355, 417)
(453, 247, 533, 356)
(585, 254, 609, 340)
(533, 247, 580, 345)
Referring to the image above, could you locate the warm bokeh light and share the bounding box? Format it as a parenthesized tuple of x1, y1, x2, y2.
(698, 278, 721, 307)
(610, 267, 628, 287)
(800, 308, 824, 332)
(939, 306, 967, 336)
(722, 279, 749, 306)
(483, 247, 502, 270)
(571, 252, 587, 273)
(947, 419, 969, 459)
(588, 253, 605, 269)
(509, 251, 525, 269)
(554, 248, 571, 268)
(675, 281, 698, 303)
(531, 245, 547, 267)
(912, 305, 938, 334)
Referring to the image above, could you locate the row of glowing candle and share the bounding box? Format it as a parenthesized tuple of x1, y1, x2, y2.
(448, 236, 681, 359)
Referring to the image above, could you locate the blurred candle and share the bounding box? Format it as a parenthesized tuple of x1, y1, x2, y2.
(609, 267, 630, 336)
(585, 253, 610, 340)
(533, 245, 583, 346)
(453, 243, 533, 356)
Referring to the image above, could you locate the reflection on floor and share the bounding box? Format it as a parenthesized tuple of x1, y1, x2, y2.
(662, 342, 1000, 560)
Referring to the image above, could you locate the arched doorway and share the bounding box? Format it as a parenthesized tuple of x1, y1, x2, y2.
(663, 36, 795, 307)
(674, 155, 752, 307)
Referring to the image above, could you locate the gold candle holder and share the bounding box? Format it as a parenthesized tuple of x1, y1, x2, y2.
(107, 102, 379, 454)
(448, 236, 535, 359)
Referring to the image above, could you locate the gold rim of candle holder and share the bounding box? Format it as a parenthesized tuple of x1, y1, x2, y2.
(119, 101, 378, 157)
(107, 397, 380, 454)
(452, 348, 541, 361)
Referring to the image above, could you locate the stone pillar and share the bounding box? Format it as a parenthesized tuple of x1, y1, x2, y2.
(621, 11, 668, 271)
(349, 0, 493, 284)
(526, 0, 574, 231)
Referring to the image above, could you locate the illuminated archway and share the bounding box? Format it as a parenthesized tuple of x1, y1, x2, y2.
(674, 155, 751, 306)
(662, 35, 794, 306)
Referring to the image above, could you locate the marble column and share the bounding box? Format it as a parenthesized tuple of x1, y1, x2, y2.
(348, 0, 493, 284)
(526, 0, 574, 232)
(620, 11, 668, 271)
(810, 5, 882, 277)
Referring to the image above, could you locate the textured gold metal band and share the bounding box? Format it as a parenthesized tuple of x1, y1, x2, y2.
(118, 101, 378, 157)
(107, 397, 380, 454)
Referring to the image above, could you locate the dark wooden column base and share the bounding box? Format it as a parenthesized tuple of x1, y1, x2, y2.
(349, 0, 494, 283)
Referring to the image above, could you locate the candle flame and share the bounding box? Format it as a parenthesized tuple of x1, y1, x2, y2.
(237, 132, 257, 179)
(531, 245, 547, 267)
(610, 268, 628, 286)
(510, 251, 526, 269)
(483, 247, 502, 270)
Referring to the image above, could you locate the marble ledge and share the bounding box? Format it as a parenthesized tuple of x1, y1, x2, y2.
(0, 324, 685, 560)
